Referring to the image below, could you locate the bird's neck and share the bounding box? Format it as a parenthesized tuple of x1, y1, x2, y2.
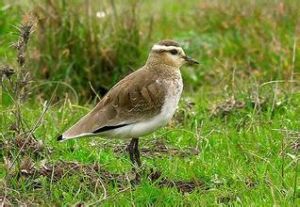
(145, 62, 181, 80)
(146, 54, 180, 68)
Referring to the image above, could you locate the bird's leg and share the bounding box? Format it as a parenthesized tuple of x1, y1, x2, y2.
(128, 138, 141, 185)
(128, 138, 136, 166)
(133, 138, 141, 167)
(128, 138, 141, 167)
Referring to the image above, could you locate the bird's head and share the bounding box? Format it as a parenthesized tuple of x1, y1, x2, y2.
(147, 40, 199, 68)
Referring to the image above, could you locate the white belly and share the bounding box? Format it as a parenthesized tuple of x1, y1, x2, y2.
(108, 79, 183, 138)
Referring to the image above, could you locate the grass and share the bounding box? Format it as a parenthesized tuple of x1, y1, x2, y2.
(1, 87, 299, 206)
(1, 0, 300, 206)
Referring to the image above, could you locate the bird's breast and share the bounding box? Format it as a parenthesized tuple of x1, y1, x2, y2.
(160, 77, 183, 121)
(108, 77, 183, 139)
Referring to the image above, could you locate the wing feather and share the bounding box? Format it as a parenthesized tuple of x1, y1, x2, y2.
(61, 67, 166, 139)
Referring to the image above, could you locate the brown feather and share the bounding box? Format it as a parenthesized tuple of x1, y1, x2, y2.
(61, 39, 185, 139)
(63, 66, 168, 138)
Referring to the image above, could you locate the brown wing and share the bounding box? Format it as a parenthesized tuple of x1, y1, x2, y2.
(62, 67, 166, 139)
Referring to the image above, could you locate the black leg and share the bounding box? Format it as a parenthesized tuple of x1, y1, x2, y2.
(128, 138, 141, 185)
(128, 138, 141, 167)
(128, 138, 136, 165)
(133, 138, 141, 167)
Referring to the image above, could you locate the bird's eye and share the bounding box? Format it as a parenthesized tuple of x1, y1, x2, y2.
(170, 49, 178, 55)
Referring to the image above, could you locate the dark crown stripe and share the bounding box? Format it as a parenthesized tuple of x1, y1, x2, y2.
(157, 40, 180, 47)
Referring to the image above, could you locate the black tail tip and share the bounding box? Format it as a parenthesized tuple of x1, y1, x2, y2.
(57, 135, 63, 141)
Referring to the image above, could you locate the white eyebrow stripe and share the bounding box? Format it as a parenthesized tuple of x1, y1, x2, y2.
(151, 44, 182, 51)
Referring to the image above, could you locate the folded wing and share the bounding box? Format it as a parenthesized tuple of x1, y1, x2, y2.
(60, 67, 166, 140)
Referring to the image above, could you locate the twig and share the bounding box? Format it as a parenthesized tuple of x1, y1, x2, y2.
(290, 28, 297, 94)
(281, 128, 287, 189)
(260, 80, 299, 88)
(89, 81, 101, 101)
(7, 86, 58, 172)
(98, 178, 108, 200)
(293, 159, 299, 203)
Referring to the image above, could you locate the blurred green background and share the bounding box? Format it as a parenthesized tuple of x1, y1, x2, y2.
(1, 0, 299, 102)
(1, 1, 300, 206)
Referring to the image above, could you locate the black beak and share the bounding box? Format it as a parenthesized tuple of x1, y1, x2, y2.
(183, 56, 199, 65)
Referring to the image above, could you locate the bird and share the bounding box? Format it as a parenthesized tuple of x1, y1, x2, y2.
(57, 40, 198, 167)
